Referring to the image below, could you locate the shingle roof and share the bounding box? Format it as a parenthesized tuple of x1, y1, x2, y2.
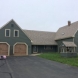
(63, 41, 77, 47)
(23, 30, 57, 45)
(55, 21, 78, 40)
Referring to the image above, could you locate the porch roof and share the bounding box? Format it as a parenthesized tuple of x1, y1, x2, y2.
(63, 41, 77, 47)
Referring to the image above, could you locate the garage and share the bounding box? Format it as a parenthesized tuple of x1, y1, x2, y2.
(0, 43, 9, 56)
(14, 43, 28, 56)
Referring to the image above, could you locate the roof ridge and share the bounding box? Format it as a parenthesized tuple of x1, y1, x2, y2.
(55, 21, 78, 40)
(23, 29, 56, 33)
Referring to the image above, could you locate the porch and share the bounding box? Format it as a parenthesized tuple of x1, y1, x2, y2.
(60, 41, 77, 57)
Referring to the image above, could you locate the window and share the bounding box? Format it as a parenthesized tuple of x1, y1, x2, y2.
(5, 29, 10, 37)
(44, 46, 52, 50)
(14, 30, 19, 37)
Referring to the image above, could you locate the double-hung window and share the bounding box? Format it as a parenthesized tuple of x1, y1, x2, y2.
(5, 29, 10, 37)
(14, 30, 19, 37)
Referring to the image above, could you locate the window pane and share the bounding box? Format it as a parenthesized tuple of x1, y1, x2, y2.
(6, 30, 9, 36)
(44, 45, 52, 50)
(15, 31, 18, 37)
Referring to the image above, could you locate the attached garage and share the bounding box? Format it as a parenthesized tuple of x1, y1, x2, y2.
(13, 43, 28, 56)
(0, 42, 10, 56)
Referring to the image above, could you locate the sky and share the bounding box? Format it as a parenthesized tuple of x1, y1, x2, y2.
(0, 0, 78, 32)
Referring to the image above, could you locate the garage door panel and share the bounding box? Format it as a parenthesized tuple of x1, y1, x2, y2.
(0, 43, 9, 56)
(14, 43, 27, 56)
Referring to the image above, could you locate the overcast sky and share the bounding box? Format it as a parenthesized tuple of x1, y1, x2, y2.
(0, 0, 78, 32)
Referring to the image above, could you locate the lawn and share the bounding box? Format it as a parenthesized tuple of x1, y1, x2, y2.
(38, 53, 78, 67)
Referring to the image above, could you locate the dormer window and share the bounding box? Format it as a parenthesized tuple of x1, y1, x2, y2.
(14, 30, 19, 37)
(5, 29, 10, 37)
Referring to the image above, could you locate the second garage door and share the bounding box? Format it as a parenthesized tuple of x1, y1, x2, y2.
(14, 43, 27, 56)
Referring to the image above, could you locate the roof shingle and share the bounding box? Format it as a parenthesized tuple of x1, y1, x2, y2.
(55, 21, 78, 40)
(63, 41, 77, 47)
(23, 30, 57, 45)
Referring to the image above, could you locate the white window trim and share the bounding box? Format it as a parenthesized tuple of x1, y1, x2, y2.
(14, 30, 19, 37)
(5, 29, 10, 37)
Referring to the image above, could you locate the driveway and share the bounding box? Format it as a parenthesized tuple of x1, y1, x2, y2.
(0, 56, 78, 78)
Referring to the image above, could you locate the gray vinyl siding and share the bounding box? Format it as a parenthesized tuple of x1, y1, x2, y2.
(56, 38, 73, 52)
(74, 31, 78, 52)
(0, 20, 31, 55)
(56, 38, 73, 46)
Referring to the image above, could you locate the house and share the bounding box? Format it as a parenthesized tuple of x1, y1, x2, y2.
(55, 21, 78, 53)
(0, 19, 78, 56)
(0, 19, 57, 56)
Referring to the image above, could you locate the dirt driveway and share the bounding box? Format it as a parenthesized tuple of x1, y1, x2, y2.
(0, 56, 78, 78)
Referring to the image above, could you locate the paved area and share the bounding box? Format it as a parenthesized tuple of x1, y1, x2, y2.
(0, 56, 78, 78)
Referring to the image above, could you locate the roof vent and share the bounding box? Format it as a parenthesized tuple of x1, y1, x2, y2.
(62, 33, 65, 35)
(11, 24, 14, 27)
(68, 21, 71, 26)
(31, 40, 33, 42)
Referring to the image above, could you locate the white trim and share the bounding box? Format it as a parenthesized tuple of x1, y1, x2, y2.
(5, 29, 11, 37)
(0, 19, 31, 41)
(11, 19, 31, 41)
(0, 42, 10, 56)
(55, 36, 74, 40)
(13, 42, 28, 55)
(73, 29, 78, 37)
(14, 30, 19, 37)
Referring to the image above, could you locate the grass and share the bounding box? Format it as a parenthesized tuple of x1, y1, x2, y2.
(38, 52, 78, 67)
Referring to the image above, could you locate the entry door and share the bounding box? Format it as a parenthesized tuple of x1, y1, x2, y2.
(33, 46, 38, 53)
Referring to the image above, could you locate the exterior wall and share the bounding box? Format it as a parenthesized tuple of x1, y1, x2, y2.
(0, 20, 31, 55)
(32, 45, 58, 53)
(74, 31, 78, 52)
(60, 52, 77, 57)
(56, 38, 73, 52)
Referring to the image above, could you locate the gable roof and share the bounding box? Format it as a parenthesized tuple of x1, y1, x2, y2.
(23, 30, 57, 45)
(63, 41, 77, 47)
(0, 19, 31, 41)
(55, 21, 78, 40)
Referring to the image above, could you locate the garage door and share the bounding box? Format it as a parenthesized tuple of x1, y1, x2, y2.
(14, 43, 27, 56)
(0, 43, 9, 56)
